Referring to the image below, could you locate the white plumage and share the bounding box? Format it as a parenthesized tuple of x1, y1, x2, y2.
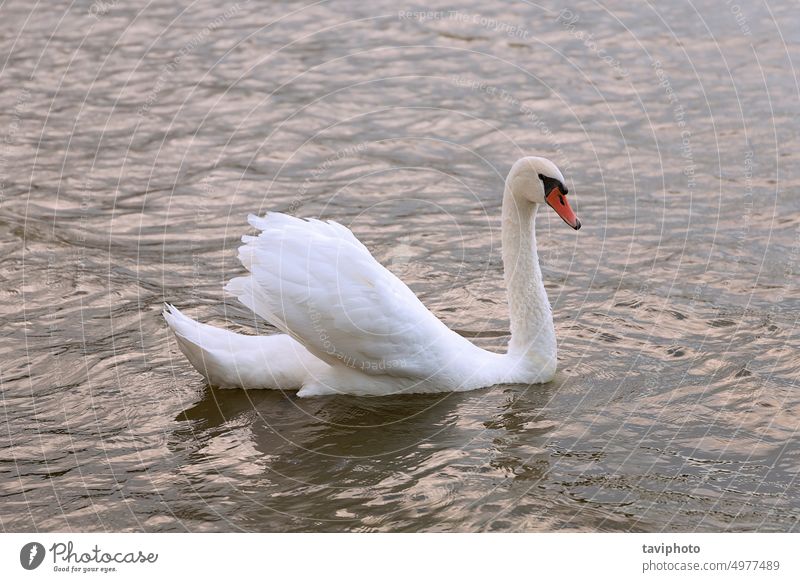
(164, 156, 580, 397)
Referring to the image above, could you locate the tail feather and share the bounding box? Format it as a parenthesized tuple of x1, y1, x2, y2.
(162, 304, 322, 389)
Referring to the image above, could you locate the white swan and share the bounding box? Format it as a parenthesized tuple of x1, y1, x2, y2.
(164, 156, 580, 397)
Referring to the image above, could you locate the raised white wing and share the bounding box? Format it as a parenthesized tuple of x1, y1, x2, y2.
(224, 213, 473, 379)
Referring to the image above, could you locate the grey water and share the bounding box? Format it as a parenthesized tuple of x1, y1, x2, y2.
(1, 0, 798, 532)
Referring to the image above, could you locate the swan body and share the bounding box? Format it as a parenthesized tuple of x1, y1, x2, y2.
(164, 156, 580, 397)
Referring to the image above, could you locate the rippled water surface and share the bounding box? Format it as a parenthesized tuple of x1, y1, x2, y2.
(1, 0, 799, 532)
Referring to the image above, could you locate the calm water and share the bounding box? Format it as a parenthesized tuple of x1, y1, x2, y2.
(1, 0, 799, 532)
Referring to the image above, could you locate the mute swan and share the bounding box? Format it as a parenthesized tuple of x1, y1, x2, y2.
(164, 156, 580, 397)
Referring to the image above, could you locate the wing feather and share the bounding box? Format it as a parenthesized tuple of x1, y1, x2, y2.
(224, 212, 469, 378)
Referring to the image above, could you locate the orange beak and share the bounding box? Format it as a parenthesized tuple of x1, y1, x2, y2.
(545, 187, 581, 230)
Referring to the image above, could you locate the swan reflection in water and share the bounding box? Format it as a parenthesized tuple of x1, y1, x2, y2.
(166, 380, 609, 532)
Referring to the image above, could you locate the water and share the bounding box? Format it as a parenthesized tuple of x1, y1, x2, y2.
(1, 0, 798, 532)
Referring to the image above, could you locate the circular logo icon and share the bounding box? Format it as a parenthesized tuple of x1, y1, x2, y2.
(20, 542, 46, 570)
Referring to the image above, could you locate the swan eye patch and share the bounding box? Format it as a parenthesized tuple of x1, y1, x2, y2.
(538, 173, 568, 195)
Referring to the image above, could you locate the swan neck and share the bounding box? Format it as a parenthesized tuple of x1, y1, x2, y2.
(501, 185, 557, 365)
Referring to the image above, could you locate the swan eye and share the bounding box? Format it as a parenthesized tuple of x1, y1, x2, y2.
(538, 174, 568, 196)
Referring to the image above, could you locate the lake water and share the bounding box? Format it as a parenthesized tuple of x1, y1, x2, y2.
(1, 0, 798, 532)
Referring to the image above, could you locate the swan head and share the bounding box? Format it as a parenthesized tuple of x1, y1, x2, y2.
(507, 156, 581, 230)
